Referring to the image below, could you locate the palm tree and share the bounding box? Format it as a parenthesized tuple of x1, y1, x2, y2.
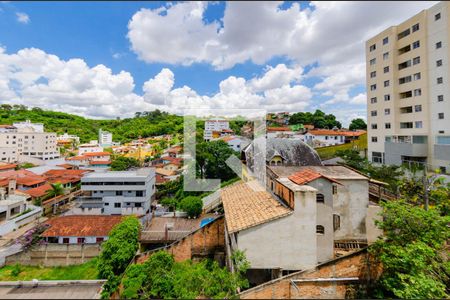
(45, 183, 65, 199)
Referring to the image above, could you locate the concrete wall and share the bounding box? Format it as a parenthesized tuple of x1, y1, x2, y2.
(236, 188, 318, 271)
(239, 249, 381, 299)
(5, 244, 101, 266)
(332, 180, 369, 240)
(366, 205, 383, 245)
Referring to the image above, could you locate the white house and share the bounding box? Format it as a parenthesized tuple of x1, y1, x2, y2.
(204, 119, 230, 141)
(98, 129, 113, 147)
(76, 168, 156, 216)
(78, 143, 104, 155)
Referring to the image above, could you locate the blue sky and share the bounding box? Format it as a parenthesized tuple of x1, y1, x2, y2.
(0, 1, 436, 125)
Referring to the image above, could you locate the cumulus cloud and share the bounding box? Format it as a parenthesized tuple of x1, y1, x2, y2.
(16, 12, 29, 24)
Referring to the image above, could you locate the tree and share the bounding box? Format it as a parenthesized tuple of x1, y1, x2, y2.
(110, 156, 140, 171)
(97, 216, 140, 298)
(121, 250, 249, 299)
(196, 140, 237, 181)
(370, 201, 450, 299)
(179, 196, 203, 218)
(349, 118, 367, 130)
(45, 183, 65, 199)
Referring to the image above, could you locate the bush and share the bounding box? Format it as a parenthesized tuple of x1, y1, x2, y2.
(179, 196, 203, 218)
(11, 264, 21, 277)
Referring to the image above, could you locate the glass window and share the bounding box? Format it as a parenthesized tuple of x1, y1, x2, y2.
(438, 113, 445, 119)
(413, 56, 420, 65)
(383, 37, 389, 45)
(372, 152, 383, 163)
(114, 202, 121, 208)
(372, 137, 378, 142)
(436, 41, 442, 49)
(370, 84, 377, 90)
(384, 94, 391, 101)
(384, 66, 389, 73)
(371, 124, 378, 129)
(437, 77, 443, 84)
(412, 40, 420, 49)
(415, 105, 422, 112)
(383, 52, 389, 60)
(316, 225, 325, 234)
(370, 58, 376, 65)
(436, 136, 450, 145)
(438, 95, 444, 102)
(384, 80, 390, 87)
(316, 194, 324, 203)
(370, 71, 376, 78)
(370, 97, 377, 104)
(437, 59, 443, 67)
(415, 121, 423, 128)
(385, 123, 391, 129)
(414, 89, 422, 96)
(413, 73, 421, 81)
(412, 23, 419, 32)
(371, 110, 377, 117)
(369, 44, 376, 51)
(385, 108, 390, 115)
(435, 13, 441, 21)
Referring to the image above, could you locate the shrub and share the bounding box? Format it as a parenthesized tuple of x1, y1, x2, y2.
(179, 196, 203, 218)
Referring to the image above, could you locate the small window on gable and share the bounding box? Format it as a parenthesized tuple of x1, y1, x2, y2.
(316, 225, 325, 235)
(316, 193, 325, 203)
(333, 214, 341, 231)
(332, 185, 337, 194)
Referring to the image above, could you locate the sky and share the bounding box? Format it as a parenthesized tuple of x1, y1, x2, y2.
(0, 1, 437, 126)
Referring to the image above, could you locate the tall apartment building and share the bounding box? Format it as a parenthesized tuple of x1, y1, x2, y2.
(98, 129, 113, 147)
(203, 119, 230, 141)
(77, 169, 155, 215)
(366, 2, 450, 173)
(0, 122, 59, 162)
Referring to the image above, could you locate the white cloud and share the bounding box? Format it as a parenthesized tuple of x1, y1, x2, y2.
(16, 12, 29, 24)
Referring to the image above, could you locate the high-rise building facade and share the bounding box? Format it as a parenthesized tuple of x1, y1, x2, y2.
(366, 2, 450, 173)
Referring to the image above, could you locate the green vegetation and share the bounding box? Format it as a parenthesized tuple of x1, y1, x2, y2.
(16, 162, 36, 169)
(316, 133, 367, 160)
(0, 105, 183, 143)
(0, 259, 98, 281)
(196, 140, 238, 181)
(110, 156, 140, 171)
(349, 118, 367, 130)
(289, 110, 342, 129)
(45, 183, 65, 199)
(371, 201, 450, 299)
(11, 208, 32, 219)
(179, 196, 203, 218)
(121, 250, 249, 299)
(97, 216, 140, 298)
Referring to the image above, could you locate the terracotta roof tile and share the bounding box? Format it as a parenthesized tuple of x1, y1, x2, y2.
(89, 160, 111, 165)
(288, 168, 342, 185)
(221, 180, 292, 233)
(83, 152, 111, 157)
(21, 183, 52, 198)
(42, 215, 123, 237)
(0, 164, 17, 171)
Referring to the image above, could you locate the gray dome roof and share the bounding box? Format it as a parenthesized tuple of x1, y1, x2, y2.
(243, 138, 323, 167)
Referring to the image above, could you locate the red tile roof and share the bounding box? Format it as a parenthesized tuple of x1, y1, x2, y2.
(44, 169, 91, 177)
(288, 169, 341, 185)
(21, 183, 52, 198)
(0, 125, 16, 129)
(16, 176, 47, 186)
(307, 129, 366, 137)
(155, 173, 169, 184)
(267, 127, 291, 132)
(56, 163, 75, 169)
(83, 152, 111, 157)
(41, 215, 123, 237)
(163, 157, 183, 166)
(66, 155, 88, 161)
(167, 146, 182, 153)
(0, 164, 17, 171)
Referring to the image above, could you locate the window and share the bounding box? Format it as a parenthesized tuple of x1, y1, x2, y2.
(399, 75, 412, 84)
(136, 190, 144, 197)
(316, 193, 324, 203)
(370, 84, 377, 91)
(77, 238, 85, 244)
(383, 37, 389, 45)
(437, 136, 450, 145)
(385, 108, 390, 115)
(398, 28, 410, 40)
(384, 66, 389, 73)
(436, 41, 442, 49)
(384, 94, 391, 101)
(438, 95, 444, 102)
(412, 40, 420, 49)
(63, 238, 70, 244)
(438, 113, 445, 119)
(316, 225, 325, 235)
(371, 110, 377, 117)
(415, 121, 423, 128)
(371, 124, 378, 130)
(96, 237, 104, 243)
(398, 60, 411, 70)
(333, 214, 340, 231)
(414, 89, 422, 96)
(383, 52, 389, 60)
(437, 77, 443, 84)
(437, 59, 443, 67)
(114, 202, 121, 208)
(135, 202, 142, 207)
(413, 73, 421, 81)
(116, 191, 123, 196)
(435, 13, 441, 21)
(370, 97, 377, 104)
(400, 91, 412, 99)
(104, 202, 109, 206)
(385, 123, 391, 129)
(372, 137, 378, 142)
(412, 23, 419, 32)
(415, 105, 422, 112)
(372, 152, 383, 163)
(369, 44, 376, 51)
(398, 44, 411, 55)
(400, 122, 413, 129)
(370, 58, 376, 65)
(384, 80, 390, 87)
(332, 185, 337, 194)
(370, 71, 376, 78)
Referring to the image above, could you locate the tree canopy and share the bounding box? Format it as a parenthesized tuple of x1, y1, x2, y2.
(110, 156, 140, 171)
(349, 118, 367, 130)
(289, 110, 342, 129)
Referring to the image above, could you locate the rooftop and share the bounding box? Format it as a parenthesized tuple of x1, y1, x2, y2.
(307, 129, 366, 137)
(42, 215, 123, 237)
(288, 169, 342, 185)
(83, 152, 111, 157)
(82, 168, 154, 179)
(221, 180, 292, 233)
(21, 183, 52, 198)
(0, 164, 17, 171)
(268, 165, 368, 181)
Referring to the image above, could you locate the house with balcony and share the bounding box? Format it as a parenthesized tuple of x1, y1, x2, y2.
(75, 168, 156, 216)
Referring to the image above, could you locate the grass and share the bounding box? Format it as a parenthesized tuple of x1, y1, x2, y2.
(0, 258, 99, 281)
(316, 133, 368, 161)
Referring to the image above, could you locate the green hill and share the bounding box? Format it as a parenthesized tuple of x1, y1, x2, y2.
(0, 104, 183, 143)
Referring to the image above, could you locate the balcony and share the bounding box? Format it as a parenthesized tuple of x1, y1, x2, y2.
(384, 135, 428, 165)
